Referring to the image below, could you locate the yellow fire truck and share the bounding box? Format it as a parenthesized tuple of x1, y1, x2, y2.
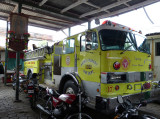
(24, 20, 152, 113)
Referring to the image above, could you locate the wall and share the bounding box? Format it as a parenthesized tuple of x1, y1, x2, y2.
(153, 39, 160, 81)
(147, 35, 160, 81)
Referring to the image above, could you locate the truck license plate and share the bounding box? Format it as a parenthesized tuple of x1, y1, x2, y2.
(28, 90, 34, 93)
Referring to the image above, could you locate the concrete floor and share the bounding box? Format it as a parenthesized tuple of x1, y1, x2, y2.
(0, 78, 39, 119)
(0, 76, 160, 119)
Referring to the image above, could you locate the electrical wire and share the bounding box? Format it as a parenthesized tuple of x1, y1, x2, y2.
(143, 7, 154, 24)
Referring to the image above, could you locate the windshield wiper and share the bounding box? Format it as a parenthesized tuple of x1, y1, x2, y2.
(120, 44, 134, 54)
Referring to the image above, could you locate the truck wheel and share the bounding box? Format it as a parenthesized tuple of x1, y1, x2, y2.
(63, 80, 78, 94)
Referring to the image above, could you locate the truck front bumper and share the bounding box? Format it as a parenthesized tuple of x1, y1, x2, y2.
(95, 92, 150, 114)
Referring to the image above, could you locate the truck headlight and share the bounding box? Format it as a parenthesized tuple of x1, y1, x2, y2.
(101, 72, 126, 83)
(110, 74, 121, 80)
(149, 73, 152, 79)
(107, 73, 126, 83)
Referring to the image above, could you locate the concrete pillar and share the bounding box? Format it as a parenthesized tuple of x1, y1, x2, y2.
(15, 1, 22, 102)
(4, 21, 8, 86)
(88, 21, 91, 30)
(68, 27, 71, 37)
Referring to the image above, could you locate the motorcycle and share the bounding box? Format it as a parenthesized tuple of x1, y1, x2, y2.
(27, 73, 40, 109)
(11, 71, 26, 91)
(114, 95, 157, 119)
(37, 82, 92, 119)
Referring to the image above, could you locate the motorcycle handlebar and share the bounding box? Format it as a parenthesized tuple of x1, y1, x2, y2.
(46, 87, 60, 96)
(53, 89, 60, 96)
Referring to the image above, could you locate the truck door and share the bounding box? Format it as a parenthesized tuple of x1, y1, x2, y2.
(77, 31, 100, 83)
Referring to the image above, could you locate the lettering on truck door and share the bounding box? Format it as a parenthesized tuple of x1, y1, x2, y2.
(78, 31, 100, 82)
(77, 31, 101, 100)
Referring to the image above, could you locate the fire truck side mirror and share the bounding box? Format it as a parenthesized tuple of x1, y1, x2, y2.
(86, 44, 92, 50)
(86, 32, 92, 42)
(95, 18, 100, 25)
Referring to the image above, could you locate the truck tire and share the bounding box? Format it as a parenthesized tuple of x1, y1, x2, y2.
(63, 80, 78, 94)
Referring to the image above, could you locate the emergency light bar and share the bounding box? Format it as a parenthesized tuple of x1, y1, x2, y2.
(102, 20, 142, 34)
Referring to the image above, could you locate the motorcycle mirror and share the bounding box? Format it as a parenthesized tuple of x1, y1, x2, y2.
(117, 95, 124, 104)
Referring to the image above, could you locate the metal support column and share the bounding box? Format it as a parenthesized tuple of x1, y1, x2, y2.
(68, 27, 71, 37)
(15, 1, 22, 102)
(4, 21, 8, 86)
(88, 21, 91, 30)
(15, 51, 20, 101)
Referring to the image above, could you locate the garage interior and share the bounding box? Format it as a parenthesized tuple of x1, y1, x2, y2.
(0, 0, 160, 119)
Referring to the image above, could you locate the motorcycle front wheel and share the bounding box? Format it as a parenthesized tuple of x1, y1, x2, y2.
(67, 113, 92, 119)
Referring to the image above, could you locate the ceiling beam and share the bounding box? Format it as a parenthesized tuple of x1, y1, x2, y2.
(84, 1, 110, 14)
(13, 4, 18, 12)
(22, 7, 74, 24)
(0, 15, 8, 20)
(61, 0, 88, 13)
(80, 0, 132, 18)
(7, 4, 18, 21)
(84, 1, 100, 9)
(29, 22, 61, 31)
(10, 0, 87, 23)
(92, 0, 160, 20)
(0, 9, 11, 14)
(28, 15, 70, 28)
(39, 0, 48, 6)
(124, 3, 130, 7)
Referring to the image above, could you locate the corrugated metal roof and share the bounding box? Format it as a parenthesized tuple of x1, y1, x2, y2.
(146, 32, 160, 36)
(0, 0, 159, 31)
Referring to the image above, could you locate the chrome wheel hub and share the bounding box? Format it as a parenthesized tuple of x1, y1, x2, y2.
(65, 87, 75, 94)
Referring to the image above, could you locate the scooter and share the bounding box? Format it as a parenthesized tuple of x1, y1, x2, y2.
(114, 95, 157, 119)
(37, 83, 92, 119)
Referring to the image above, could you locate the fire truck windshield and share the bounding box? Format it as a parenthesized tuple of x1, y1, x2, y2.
(135, 34, 150, 54)
(99, 29, 150, 54)
(99, 29, 137, 51)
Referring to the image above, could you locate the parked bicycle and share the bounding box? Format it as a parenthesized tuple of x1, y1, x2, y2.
(37, 81, 92, 119)
(114, 95, 157, 119)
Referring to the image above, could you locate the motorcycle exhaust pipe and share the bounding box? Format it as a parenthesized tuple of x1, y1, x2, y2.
(37, 104, 51, 115)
